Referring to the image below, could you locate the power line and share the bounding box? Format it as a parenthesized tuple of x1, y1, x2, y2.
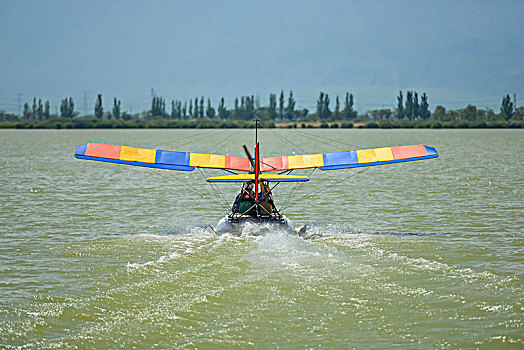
(82, 91, 89, 116)
(15, 93, 23, 116)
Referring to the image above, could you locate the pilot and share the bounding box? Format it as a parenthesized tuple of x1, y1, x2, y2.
(242, 182, 255, 200)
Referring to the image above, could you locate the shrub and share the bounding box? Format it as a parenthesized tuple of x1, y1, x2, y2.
(379, 121, 392, 129)
(456, 121, 470, 128)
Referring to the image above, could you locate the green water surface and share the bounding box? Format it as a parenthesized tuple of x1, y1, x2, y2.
(1, 129, 523, 348)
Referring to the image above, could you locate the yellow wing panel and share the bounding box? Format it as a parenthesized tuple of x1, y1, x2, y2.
(120, 146, 156, 163)
(374, 147, 394, 162)
(303, 153, 324, 168)
(287, 153, 324, 169)
(356, 149, 377, 163)
(189, 153, 226, 168)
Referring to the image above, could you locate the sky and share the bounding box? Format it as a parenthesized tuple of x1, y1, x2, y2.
(0, 0, 523, 115)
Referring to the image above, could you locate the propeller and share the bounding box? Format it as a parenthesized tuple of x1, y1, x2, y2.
(243, 145, 255, 172)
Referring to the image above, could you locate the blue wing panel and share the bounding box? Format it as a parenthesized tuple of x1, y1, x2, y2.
(425, 146, 438, 157)
(157, 150, 191, 167)
(75, 144, 88, 156)
(321, 150, 358, 169)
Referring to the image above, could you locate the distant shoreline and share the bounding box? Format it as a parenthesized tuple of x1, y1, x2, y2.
(1, 118, 522, 129)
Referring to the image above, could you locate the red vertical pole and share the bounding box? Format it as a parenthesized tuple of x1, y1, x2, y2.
(254, 142, 260, 206)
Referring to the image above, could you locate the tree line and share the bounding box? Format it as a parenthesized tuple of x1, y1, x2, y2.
(1, 90, 349, 122)
(148, 91, 308, 122)
(363, 92, 522, 124)
(1, 91, 522, 126)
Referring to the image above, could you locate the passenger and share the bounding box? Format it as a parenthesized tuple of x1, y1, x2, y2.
(258, 181, 274, 202)
(258, 181, 275, 215)
(232, 182, 255, 214)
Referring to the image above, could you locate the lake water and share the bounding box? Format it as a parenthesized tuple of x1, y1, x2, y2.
(1, 128, 523, 348)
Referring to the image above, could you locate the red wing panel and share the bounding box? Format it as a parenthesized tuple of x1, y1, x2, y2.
(391, 145, 428, 160)
(85, 143, 121, 160)
(260, 156, 288, 172)
(225, 156, 251, 172)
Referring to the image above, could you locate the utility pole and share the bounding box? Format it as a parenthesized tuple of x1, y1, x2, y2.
(514, 93, 517, 108)
(15, 93, 23, 116)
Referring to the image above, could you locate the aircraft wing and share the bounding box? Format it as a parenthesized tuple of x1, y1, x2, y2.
(259, 144, 439, 171)
(75, 143, 438, 173)
(74, 143, 252, 172)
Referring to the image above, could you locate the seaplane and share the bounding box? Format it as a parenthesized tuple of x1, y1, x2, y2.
(74, 121, 439, 234)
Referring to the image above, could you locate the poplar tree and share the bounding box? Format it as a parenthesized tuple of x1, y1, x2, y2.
(151, 96, 166, 117)
(218, 98, 228, 120)
(95, 94, 104, 119)
(396, 91, 404, 120)
(501, 94, 514, 120)
(194, 97, 199, 119)
(37, 99, 43, 121)
(44, 100, 50, 120)
(246, 95, 255, 120)
(269, 93, 277, 120)
(285, 91, 296, 120)
(343, 93, 356, 120)
(68, 98, 75, 117)
(112, 98, 121, 119)
(413, 92, 419, 120)
(405, 91, 413, 121)
(60, 97, 74, 118)
(279, 90, 285, 121)
(419, 93, 430, 120)
(61, 99, 67, 118)
(334, 95, 340, 120)
(316, 92, 325, 119)
(199, 97, 204, 119)
(23, 103, 30, 120)
(316, 92, 331, 120)
(32, 98, 37, 121)
(325, 93, 331, 120)
(175, 101, 182, 119)
(206, 99, 215, 119)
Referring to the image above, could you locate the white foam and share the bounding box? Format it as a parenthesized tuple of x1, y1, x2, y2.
(126, 251, 181, 271)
